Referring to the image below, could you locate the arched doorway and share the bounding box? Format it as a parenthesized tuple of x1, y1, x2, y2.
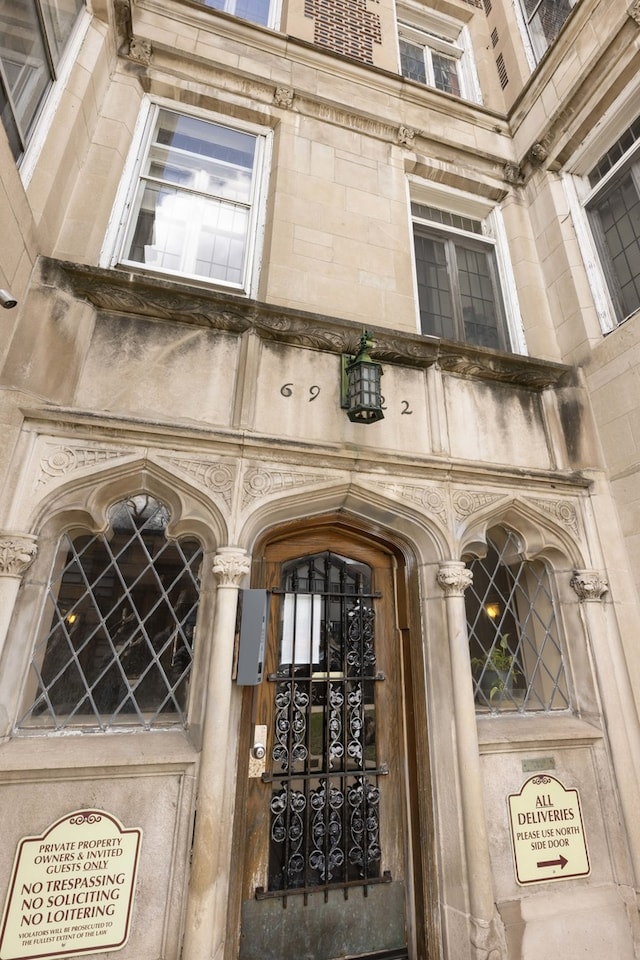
(233, 518, 437, 960)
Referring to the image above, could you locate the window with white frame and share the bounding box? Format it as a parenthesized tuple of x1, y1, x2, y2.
(17, 495, 202, 732)
(412, 202, 511, 350)
(0, 0, 84, 161)
(397, 3, 481, 103)
(582, 116, 640, 325)
(465, 527, 569, 714)
(109, 105, 268, 294)
(518, 0, 577, 62)
(200, 0, 275, 28)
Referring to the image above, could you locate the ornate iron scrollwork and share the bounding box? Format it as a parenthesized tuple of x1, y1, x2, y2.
(273, 683, 309, 770)
(346, 601, 376, 672)
(266, 551, 386, 896)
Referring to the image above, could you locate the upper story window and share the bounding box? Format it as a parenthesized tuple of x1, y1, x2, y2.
(106, 104, 269, 295)
(17, 495, 202, 732)
(583, 117, 640, 325)
(518, 0, 577, 62)
(400, 29, 462, 96)
(0, 0, 84, 161)
(465, 528, 569, 714)
(202, 0, 275, 28)
(397, 3, 481, 104)
(412, 202, 510, 350)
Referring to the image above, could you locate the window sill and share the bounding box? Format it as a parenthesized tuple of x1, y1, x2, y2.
(477, 712, 603, 753)
(0, 728, 199, 772)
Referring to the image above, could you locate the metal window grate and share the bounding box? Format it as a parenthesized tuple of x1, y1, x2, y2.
(18, 495, 202, 732)
(262, 552, 386, 898)
(465, 529, 569, 713)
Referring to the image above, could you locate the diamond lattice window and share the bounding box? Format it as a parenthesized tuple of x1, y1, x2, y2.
(17, 495, 202, 731)
(464, 528, 569, 713)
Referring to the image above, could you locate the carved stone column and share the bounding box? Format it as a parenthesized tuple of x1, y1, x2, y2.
(571, 569, 640, 886)
(0, 532, 37, 660)
(182, 547, 251, 960)
(437, 562, 507, 960)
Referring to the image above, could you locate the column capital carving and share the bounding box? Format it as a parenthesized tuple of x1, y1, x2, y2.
(437, 561, 473, 597)
(213, 547, 251, 587)
(570, 569, 609, 602)
(629, 1, 640, 26)
(0, 533, 38, 577)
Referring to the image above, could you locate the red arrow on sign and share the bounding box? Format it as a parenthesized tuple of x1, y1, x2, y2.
(537, 854, 568, 869)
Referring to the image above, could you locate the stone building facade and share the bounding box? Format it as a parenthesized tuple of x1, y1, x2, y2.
(1, 1, 640, 959)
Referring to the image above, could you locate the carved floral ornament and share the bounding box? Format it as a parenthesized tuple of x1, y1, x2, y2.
(437, 561, 473, 597)
(213, 547, 251, 587)
(570, 569, 609, 602)
(0, 533, 38, 577)
(274, 87, 295, 108)
(629, 1, 640, 26)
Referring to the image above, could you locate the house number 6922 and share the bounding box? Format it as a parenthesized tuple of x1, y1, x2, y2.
(279, 383, 413, 414)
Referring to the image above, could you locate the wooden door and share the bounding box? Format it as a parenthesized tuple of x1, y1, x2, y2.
(239, 530, 411, 960)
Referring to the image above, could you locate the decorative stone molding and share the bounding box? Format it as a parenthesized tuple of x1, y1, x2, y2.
(503, 162, 521, 185)
(375, 482, 447, 525)
(213, 547, 251, 587)
(570, 570, 609, 601)
(629, 0, 640, 26)
(398, 126, 416, 148)
(163, 457, 236, 509)
(128, 37, 152, 64)
(452, 491, 503, 522)
(530, 498, 579, 537)
(51, 259, 571, 391)
(242, 466, 327, 508)
(470, 912, 508, 960)
(527, 141, 548, 165)
(0, 533, 38, 577)
(437, 561, 473, 597)
(274, 87, 294, 108)
(39, 445, 131, 485)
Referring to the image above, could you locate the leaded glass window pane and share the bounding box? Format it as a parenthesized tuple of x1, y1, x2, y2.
(432, 52, 460, 96)
(522, 0, 573, 58)
(413, 219, 508, 349)
(399, 39, 427, 84)
(588, 165, 640, 321)
(465, 529, 569, 714)
(18, 495, 202, 731)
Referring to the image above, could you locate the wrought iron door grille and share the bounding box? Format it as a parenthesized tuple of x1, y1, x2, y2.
(465, 529, 569, 713)
(17, 495, 202, 731)
(261, 552, 388, 898)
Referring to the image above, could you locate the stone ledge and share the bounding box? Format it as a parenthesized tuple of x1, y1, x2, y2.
(46, 257, 572, 391)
